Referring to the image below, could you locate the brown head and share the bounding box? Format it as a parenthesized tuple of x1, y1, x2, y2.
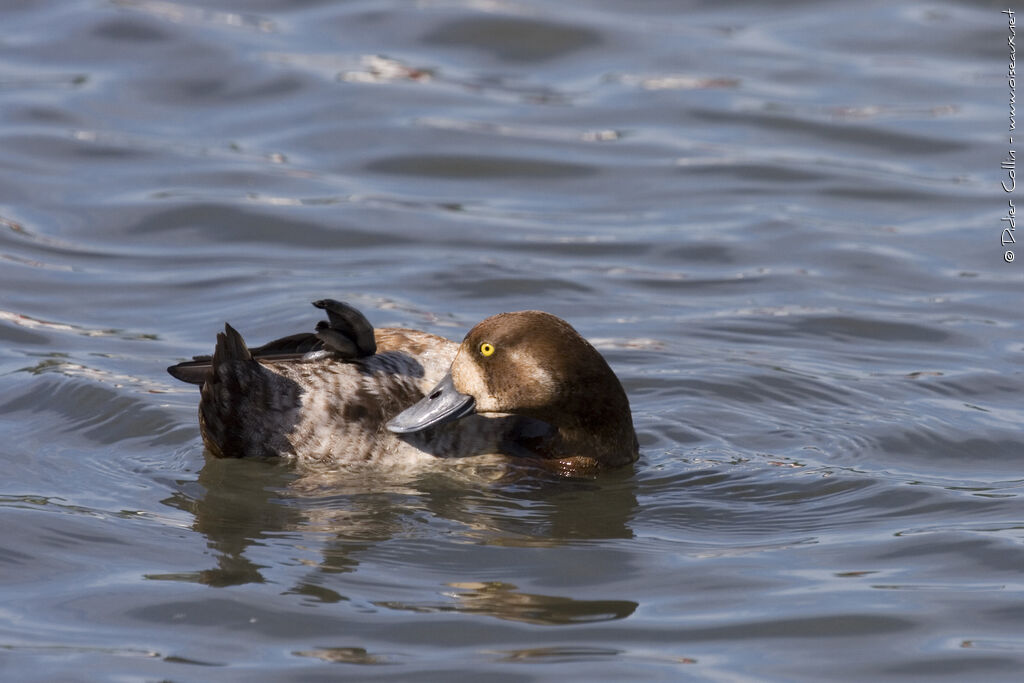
(388, 311, 639, 468)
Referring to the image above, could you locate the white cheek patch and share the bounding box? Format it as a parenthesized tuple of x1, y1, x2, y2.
(452, 354, 492, 404)
(453, 345, 557, 413)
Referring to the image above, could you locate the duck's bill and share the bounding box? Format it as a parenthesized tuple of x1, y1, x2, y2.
(386, 372, 476, 434)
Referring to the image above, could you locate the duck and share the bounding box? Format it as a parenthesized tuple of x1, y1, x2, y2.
(167, 299, 639, 475)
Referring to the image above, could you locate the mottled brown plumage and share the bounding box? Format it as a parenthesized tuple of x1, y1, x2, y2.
(168, 301, 639, 474)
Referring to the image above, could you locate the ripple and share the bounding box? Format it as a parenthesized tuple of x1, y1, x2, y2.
(696, 105, 969, 153)
(693, 313, 961, 345)
(0, 71, 88, 90)
(128, 204, 408, 248)
(110, 0, 276, 33)
(364, 154, 596, 180)
(0, 310, 158, 342)
(422, 16, 602, 63)
(91, 17, 171, 43)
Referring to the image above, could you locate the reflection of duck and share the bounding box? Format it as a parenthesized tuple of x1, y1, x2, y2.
(378, 581, 637, 626)
(168, 300, 638, 475)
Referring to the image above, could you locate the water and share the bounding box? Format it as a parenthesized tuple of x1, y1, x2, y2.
(1, 0, 1021, 679)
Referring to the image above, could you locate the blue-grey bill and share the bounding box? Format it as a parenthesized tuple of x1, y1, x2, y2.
(386, 372, 476, 434)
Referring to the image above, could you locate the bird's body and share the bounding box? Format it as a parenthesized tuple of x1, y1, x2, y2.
(168, 300, 638, 475)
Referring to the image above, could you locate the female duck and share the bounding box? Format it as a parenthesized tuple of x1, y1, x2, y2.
(168, 300, 639, 474)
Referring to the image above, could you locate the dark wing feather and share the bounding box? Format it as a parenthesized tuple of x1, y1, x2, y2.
(167, 300, 376, 385)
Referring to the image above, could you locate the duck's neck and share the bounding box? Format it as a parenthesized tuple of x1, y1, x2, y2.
(545, 389, 638, 468)
(553, 421, 637, 468)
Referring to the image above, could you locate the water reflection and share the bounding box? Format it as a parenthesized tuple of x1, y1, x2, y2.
(377, 580, 637, 626)
(292, 646, 393, 665)
(157, 458, 303, 586)
(160, 454, 639, 615)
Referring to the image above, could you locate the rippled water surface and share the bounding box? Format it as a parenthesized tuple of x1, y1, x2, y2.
(2, 0, 1022, 679)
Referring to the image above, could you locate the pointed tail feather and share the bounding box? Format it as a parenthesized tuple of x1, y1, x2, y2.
(214, 323, 252, 365)
(169, 324, 280, 385)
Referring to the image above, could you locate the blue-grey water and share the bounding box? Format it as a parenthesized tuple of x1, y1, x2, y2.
(1, 0, 1022, 679)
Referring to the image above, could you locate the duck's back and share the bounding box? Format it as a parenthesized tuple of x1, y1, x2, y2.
(198, 326, 461, 464)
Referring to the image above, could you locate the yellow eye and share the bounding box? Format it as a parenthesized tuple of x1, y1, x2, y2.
(479, 342, 495, 357)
